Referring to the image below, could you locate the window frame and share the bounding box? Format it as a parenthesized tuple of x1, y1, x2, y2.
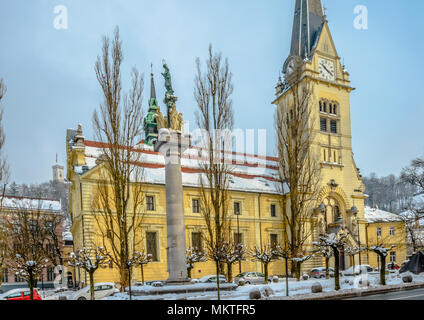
(270, 204, 277, 217)
(146, 231, 158, 262)
(192, 199, 200, 214)
(377, 227, 382, 237)
(389, 227, 395, 236)
(234, 201, 241, 216)
(146, 196, 155, 211)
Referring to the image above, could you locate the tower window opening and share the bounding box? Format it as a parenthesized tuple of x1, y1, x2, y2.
(330, 120, 337, 134)
(320, 118, 327, 132)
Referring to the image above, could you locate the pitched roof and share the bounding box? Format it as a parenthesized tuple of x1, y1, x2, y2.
(75, 140, 285, 195)
(290, 0, 324, 59)
(364, 206, 402, 223)
(1, 196, 62, 212)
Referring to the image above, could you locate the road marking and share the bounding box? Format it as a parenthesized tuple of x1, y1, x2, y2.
(388, 293, 424, 300)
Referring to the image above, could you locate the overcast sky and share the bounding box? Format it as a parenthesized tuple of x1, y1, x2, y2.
(0, 0, 423, 184)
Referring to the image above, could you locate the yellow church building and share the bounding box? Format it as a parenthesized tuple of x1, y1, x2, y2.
(66, 0, 406, 286)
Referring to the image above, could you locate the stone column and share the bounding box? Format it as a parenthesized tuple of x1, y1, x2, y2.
(155, 128, 190, 284)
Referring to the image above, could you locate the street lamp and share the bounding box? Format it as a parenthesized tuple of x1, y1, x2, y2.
(235, 204, 241, 274)
(352, 209, 362, 267)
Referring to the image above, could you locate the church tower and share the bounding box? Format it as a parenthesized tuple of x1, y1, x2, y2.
(143, 69, 160, 146)
(274, 0, 368, 269)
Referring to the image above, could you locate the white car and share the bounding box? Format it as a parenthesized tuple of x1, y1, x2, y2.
(71, 283, 119, 300)
(198, 275, 227, 283)
(342, 265, 375, 276)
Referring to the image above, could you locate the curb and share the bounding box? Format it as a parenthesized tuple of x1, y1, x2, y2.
(281, 282, 424, 300)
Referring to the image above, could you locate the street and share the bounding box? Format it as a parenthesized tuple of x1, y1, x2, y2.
(346, 288, 424, 300)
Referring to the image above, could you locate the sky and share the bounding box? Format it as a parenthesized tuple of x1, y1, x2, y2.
(0, 0, 423, 184)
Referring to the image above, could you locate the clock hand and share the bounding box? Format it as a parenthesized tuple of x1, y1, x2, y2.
(322, 64, 334, 76)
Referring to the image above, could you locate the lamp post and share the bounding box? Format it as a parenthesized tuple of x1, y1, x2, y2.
(235, 210, 241, 274)
(354, 213, 362, 267)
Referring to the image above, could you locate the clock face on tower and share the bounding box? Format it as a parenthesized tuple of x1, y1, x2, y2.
(318, 58, 335, 81)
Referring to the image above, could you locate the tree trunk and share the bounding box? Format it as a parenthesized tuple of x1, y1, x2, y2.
(119, 265, 129, 292)
(264, 263, 269, 285)
(227, 263, 233, 283)
(285, 257, 289, 296)
(325, 257, 330, 279)
(28, 270, 34, 301)
(140, 265, 145, 284)
(295, 261, 301, 281)
(352, 254, 356, 276)
(187, 266, 192, 279)
(128, 266, 132, 300)
(215, 260, 221, 300)
(380, 255, 386, 285)
(334, 249, 340, 291)
(89, 272, 95, 300)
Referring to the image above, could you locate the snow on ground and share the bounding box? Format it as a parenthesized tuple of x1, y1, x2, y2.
(101, 272, 424, 300)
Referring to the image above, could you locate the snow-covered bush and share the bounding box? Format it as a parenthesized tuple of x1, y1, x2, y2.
(186, 247, 207, 279)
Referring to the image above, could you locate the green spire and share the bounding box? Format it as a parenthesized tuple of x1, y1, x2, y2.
(143, 66, 160, 146)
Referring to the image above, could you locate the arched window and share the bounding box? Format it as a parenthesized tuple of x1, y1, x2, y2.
(334, 206, 341, 223)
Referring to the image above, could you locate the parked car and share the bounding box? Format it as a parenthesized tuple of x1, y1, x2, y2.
(342, 264, 374, 276)
(0, 288, 42, 301)
(386, 263, 400, 271)
(199, 275, 227, 283)
(309, 267, 335, 278)
(144, 280, 165, 286)
(71, 283, 119, 300)
(234, 272, 271, 285)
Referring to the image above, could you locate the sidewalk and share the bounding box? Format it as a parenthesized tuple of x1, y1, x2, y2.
(269, 282, 424, 300)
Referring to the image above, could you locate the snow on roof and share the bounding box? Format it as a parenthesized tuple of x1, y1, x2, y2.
(1, 196, 62, 212)
(364, 206, 402, 223)
(75, 140, 285, 195)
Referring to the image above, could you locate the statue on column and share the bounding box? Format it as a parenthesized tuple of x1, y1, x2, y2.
(161, 60, 183, 132)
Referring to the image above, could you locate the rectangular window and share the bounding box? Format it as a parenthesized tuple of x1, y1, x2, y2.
(14, 274, 25, 283)
(146, 196, 155, 211)
(320, 118, 327, 132)
(29, 219, 38, 232)
(45, 221, 54, 233)
(234, 232, 243, 245)
(146, 232, 158, 261)
(330, 120, 337, 134)
(270, 204, 276, 217)
(2, 268, 8, 283)
(192, 232, 202, 250)
(234, 202, 241, 216)
(390, 227, 395, 236)
(390, 251, 396, 263)
(192, 199, 200, 213)
(377, 228, 382, 237)
(47, 267, 54, 282)
(270, 234, 278, 248)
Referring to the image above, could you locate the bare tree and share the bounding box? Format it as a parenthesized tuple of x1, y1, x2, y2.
(194, 44, 234, 300)
(400, 159, 424, 253)
(68, 247, 111, 300)
(0, 220, 7, 286)
(92, 27, 146, 291)
(251, 244, 275, 284)
(4, 201, 55, 300)
(133, 250, 152, 285)
(291, 252, 314, 281)
(275, 64, 321, 277)
(219, 241, 245, 283)
(312, 239, 333, 279)
(186, 247, 206, 279)
(368, 245, 395, 286)
(0, 78, 9, 197)
(272, 244, 291, 296)
(317, 232, 348, 291)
